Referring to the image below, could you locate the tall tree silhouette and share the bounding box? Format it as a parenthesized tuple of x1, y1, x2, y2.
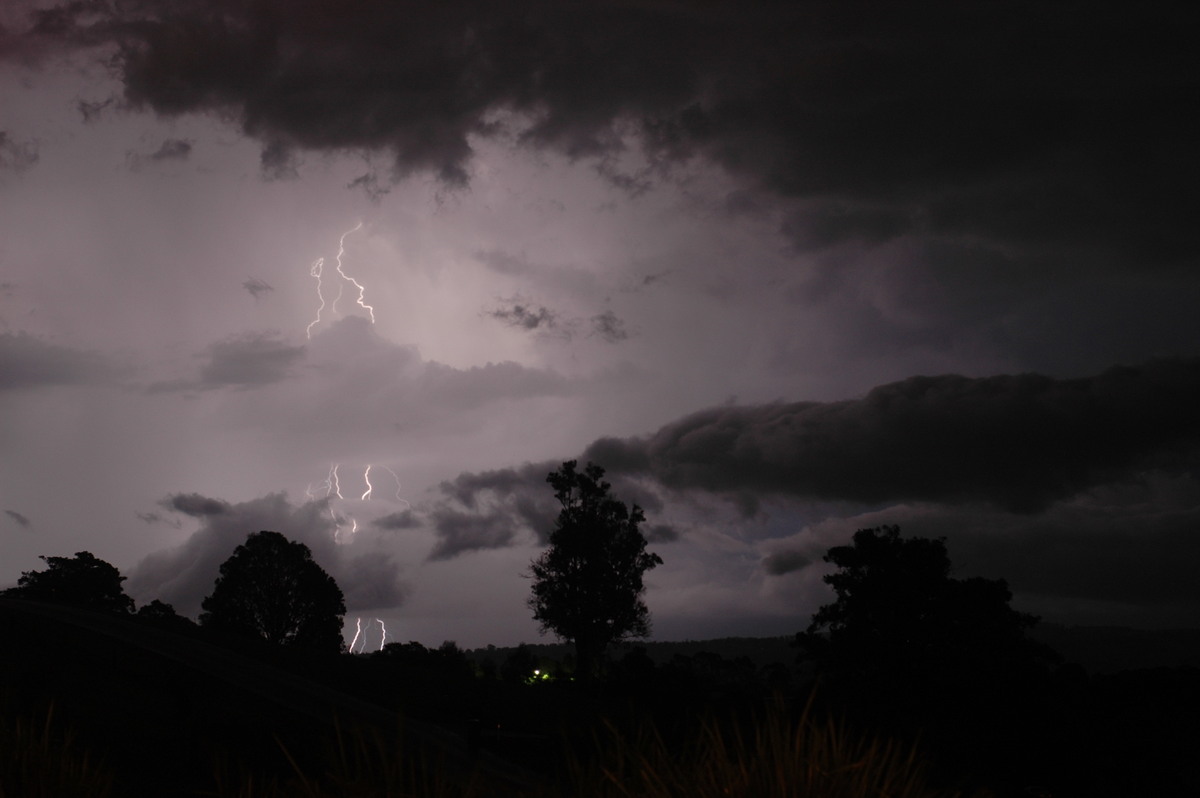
(3, 551, 134, 613)
(529, 461, 662, 680)
(200, 531, 346, 653)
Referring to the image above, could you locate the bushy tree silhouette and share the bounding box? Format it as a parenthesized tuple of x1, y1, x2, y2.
(200, 531, 345, 653)
(135, 598, 196, 632)
(796, 525, 1059, 752)
(3, 551, 134, 613)
(529, 460, 662, 680)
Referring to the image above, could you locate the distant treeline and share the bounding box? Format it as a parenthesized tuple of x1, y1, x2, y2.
(466, 636, 797, 672)
(468, 625, 1200, 677)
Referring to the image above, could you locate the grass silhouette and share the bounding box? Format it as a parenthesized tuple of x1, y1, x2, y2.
(0, 699, 115, 798)
(201, 697, 959, 798)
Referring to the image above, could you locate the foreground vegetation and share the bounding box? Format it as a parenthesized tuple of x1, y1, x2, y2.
(2, 685, 955, 798)
(5, 598, 1200, 797)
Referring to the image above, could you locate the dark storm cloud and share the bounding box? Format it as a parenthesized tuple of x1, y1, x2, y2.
(429, 460, 667, 558)
(128, 493, 409, 615)
(645, 523, 680, 544)
(259, 139, 299, 180)
(136, 510, 182, 528)
(77, 97, 114, 122)
(428, 509, 518, 561)
(582, 358, 1200, 514)
(150, 138, 191, 161)
(199, 332, 304, 387)
(484, 295, 630, 344)
(0, 131, 39, 174)
(374, 510, 420, 531)
(0, 332, 116, 390)
(486, 299, 559, 333)
(149, 331, 305, 392)
(4, 509, 31, 529)
(125, 137, 192, 171)
(13, 1, 1195, 265)
(241, 277, 273, 300)
(162, 492, 230, 517)
(589, 309, 628, 343)
(432, 463, 560, 557)
(345, 171, 391, 202)
(761, 550, 814, 577)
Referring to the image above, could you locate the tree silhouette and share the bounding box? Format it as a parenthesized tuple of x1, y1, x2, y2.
(3, 551, 134, 613)
(135, 598, 197, 632)
(200, 531, 346, 653)
(529, 460, 662, 680)
(796, 525, 1058, 731)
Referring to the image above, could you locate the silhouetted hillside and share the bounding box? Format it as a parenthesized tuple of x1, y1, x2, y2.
(1030, 623, 1200, 673)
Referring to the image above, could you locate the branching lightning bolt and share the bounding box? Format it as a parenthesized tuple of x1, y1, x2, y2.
(311, 461, 407, 546)
(333, 222, 373, 323)
(306, 222, 373, 338)
(350, 617, 363, 652)
(376, 618, 387, 651)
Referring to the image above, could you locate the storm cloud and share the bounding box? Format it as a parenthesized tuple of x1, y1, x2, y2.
(126, 137, 192, 170)
(0, 130, 38, 174)
(163, 493, 230, 518)
(3, 0, 1199, 643)
(8, 1, 1195, 267)
(429, 460, 670, 559)
(583, 358, 1200, 513)
(128, 493, 410, 616)
(0, 332, 118, 390)
(486, 299, 560, 333)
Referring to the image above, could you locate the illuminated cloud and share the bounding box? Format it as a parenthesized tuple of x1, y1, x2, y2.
(128, 493, 410, 615)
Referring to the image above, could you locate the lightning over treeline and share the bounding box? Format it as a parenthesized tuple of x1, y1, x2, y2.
(306, 222, 374, 339)
(348, 616, 387, 653)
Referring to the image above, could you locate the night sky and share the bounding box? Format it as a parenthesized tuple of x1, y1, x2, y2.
(2, 1, 1198, 648)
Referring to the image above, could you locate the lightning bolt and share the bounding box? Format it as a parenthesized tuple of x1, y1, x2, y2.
(305, 222, 373, 338)
(332, 222, 373, 323)
(350, 617, 363, 653)
(311, 461, 406, 545)
(378, 464, 411, 509)
(329, 464, 343, 499)
(305, 258, 326, 339)
(376, 618, 387, 651)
